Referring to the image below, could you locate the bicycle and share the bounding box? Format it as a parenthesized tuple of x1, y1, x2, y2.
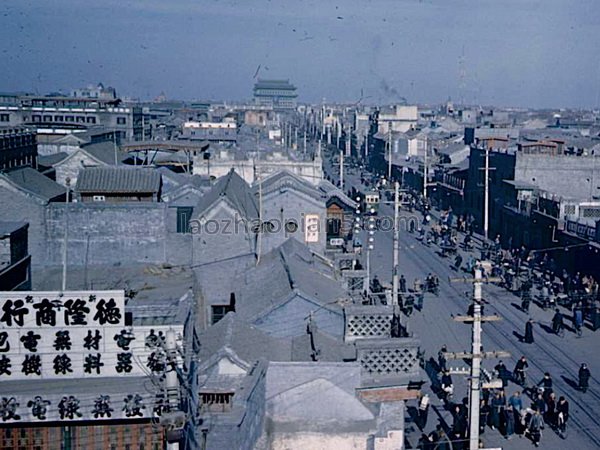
(514, 369, 528, 388)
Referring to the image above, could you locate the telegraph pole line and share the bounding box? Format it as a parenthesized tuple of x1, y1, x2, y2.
(339, 149, 344, 190)
(479, 148, 496, 241)
(392, 181, 400, 307)
(423, 138, 428, 199)
(447, 268, 509, 450)
(387, 122, 392, 181)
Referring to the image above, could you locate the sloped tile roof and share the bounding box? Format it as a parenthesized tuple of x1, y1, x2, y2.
(4, 167, 66, 202)
(75, 167, 161, 194)
(195, 169, 258, 219)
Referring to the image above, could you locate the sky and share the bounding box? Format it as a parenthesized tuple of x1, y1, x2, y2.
(1, 0, 600, 109)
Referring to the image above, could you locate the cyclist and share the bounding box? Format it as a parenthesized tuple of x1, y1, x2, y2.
(513, 356, 529, 386)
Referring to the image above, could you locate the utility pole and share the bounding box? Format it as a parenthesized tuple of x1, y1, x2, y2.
(423, 137, 428, 199)
(337, 122, 341, 149)
(479, 148, 495, 241)
(345, 126, 352, 157)
(392, 181, 400, 306)
(484, 148, 490, 240)
(387, 122, 392, 181)
(256, 173, 263, 265)
(447, 268, 509, 450)
(303, 130, 307, 157)
(339, 149, 344, 190)
(364, 131, 369, 161)
(61, 178, 70, 291)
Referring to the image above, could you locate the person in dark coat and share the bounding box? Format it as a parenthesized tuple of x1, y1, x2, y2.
(534, 393, 546, 416)
(490, 391, 504, 430)
(524, 319, 534, 343)
(537, 372, 553, 402)
(545, 392, 556, 427)
(504, 403, 515, 439)
(527, 408, 545, 447)
(495, 360, 510, 388)
(557, 396, 569, 433)
(479, 399, 491, 434)
(579, 363, 591, 393)
(451, 405, 468, 450)
(399, 274, 407, 293)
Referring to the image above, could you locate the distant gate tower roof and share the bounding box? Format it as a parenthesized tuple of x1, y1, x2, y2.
(253, 79, 297, 110)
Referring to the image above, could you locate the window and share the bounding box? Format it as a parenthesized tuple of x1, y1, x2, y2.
(176, 207, 193, 233)
(43, 115, 53, 122)
(65, 116, 75, 122)
(87, 116, 97, 124)
(54, 115, 64, 121)
(117, 117, 127, 125)
(76, 116, 86, 123)
(200, 392, 234, 412)
(211, 304, 234, 324)
(92, 195, 106, 202)
(32, 115, 41, 122)
(0, 114, 9, 122)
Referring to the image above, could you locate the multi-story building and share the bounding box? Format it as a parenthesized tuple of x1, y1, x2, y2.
(0, 127, 37, 171)
(0, 93, 144, 141)
(253, 79, 297, 111)
(180, 121, 237, 143)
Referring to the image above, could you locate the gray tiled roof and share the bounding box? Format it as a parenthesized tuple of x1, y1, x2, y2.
(4, 167, 66, 202)
(195, 169, 258, 219)
(0, 221, 27, 238)
(37, 152, 69, 167)
(81, 141, 123, 165)
(234, 238, 345, 320)
(254, 170, 324, 201)
(75, 167, 161, 194)
(199, 312, 292, 364)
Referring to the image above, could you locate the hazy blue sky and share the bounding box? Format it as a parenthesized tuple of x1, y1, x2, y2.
(1, 0, 599, 108)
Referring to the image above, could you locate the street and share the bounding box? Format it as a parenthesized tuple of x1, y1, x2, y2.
(324, 149, 600, 449)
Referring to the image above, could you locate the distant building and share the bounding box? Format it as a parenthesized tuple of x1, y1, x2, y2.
(0, 221, 31, 290)
(180, 121, 237, 143)
(377, 105, 418, 134)
(71, 82, 117, 100)
(253, 79, 298, 111)
(75, 167, 162, 203)
(0, 93, 144, 140)
(0, 127, 37, 171)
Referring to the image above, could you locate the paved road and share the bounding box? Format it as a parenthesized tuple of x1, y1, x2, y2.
(324, 149, 600, 449)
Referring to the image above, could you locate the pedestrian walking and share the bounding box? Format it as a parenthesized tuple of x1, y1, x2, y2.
(579, 363, 591, 393)
(495, 360, 510, 388)
(534, 393, 546, 416)
(526, 408, 545, 447)
(399, 274, 407, 293)
(545, 392, 556, 427)
(557, 396, 569, 435)
(440, 369, 454, 400)
(479, 399, 491, 434)
(524, 319, 534, 344)
(454, 254, 463, 271)
(504, 404, 515, 439)
(509, 391, 524, 435)
(438, 345, 448, 372)
(490, 391, 504, 430)
(574, 304, 583, 335)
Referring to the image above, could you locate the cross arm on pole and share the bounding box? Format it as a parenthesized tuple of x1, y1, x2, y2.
(448, 276, 502, 284)
(443, 351, 511, 360)
(453, 314, 503, 322)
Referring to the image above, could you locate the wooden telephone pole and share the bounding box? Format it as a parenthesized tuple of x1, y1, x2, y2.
(445, 268, 510, 450)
